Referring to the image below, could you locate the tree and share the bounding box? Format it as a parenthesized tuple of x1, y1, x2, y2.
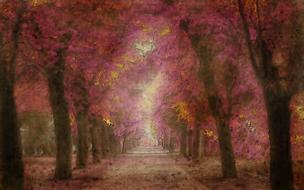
(237, 0, 304, 189)
(0, 0, 26, 189)
(46, 33, 73, 179)
(188, 33, 237, 177)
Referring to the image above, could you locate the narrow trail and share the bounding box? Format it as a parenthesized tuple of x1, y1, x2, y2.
(86, 146, 209, 190)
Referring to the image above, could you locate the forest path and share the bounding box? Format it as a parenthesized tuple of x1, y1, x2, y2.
(86, 146, 209, 190)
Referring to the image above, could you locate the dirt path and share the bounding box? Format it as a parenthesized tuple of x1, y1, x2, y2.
(25, 146, 272, 190)
(86, 146, 209, 190)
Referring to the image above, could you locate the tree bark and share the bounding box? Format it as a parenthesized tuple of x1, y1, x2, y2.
(216, 118, 237, 178)
(0, 58, 24, 190)
(0, 1, 26, 187)
(192, 125, 200, 162)
(199, 131, 204, 158)
(265, 91, 293, 190)
(121, 136, 127, 154)
(46, 35, 72, 179)
(90, 118, 101, 163)
(75, 112, 89, 168)
(101, 124, 110, 157)
(163, 133, 169, 150)
(187, 130, 193, 158)
(200, 50, 237, 177)
(73, 71, 90, 168)
(179, 22, 237, 177)
(180, 125, 187, 157)
(237, 1, 295, 188)
(108, 128, 120, 155)
(169, 132, 175, 153)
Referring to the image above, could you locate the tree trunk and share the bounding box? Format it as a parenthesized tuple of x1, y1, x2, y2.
(264, 92, 293, 190)
(192, 125, 200, 162)
(0, 1, 26, 187)
(90, 118, 101, 163)
(237, 1, 295, 188)
(0, 62, 24, 190)
(75, 112, 89, 168)
(199, 131, 204, 158)
(216, 119, 237, 178)
(201, 54, 237, 178)
(46, 40, 72, 179)
(187, 130, 193, 158)
(180, 24, 237, 177)
(169, 133, 175, 153)
(121, 136, 127, 154)
(101, 124, 110, 157)
(108, 128, 120, 155)
(163, 134, 169, 150)
(180, 126, 187, 157)
(73, 71, 90, 168)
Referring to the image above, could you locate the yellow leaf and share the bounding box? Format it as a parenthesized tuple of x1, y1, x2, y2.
(116, 64, 124, 69)
(111, 72, 119, 79)
(294, 135, 304, 144)
(103, 118, 112, 126)
(160, 26, 171, 36)
(174, 101, 193, 123)
(296, 106, 304, 119)
(69, 114, 75, 126)
(239, 114, 245, 119)
(122, 54, 137, 63)
(141, 24, 152, 32)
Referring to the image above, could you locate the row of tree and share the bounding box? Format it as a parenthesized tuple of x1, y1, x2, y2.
(153, 1, 303, 190)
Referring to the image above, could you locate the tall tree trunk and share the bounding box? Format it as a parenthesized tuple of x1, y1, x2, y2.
(192, 125, 200, 162)
(109, 128, 120, 155)
(180, 125, 187, 157)
(46, 34, 72, 179)
(73, 71, 89, 168)
(265, 91, 293, 190)
(237, 1, 295, 188)
(199, 131, 204, 158)
(169, 132, 175, 153)
(216, 118, 237, 178)
(0, 60, 24, 190)
(0, 1, 26, 187)
(187, 130, 193, 158)
(202, 58, 236, 177)
(163, 133, 168, 150)
(121, 136, 127, 154)
(202, 54, 237, 177)
(90, 118, 101, 163)
(179, 22, 237, 177)
(75, 112, 89, 168)
(101, 124, 110, 157)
